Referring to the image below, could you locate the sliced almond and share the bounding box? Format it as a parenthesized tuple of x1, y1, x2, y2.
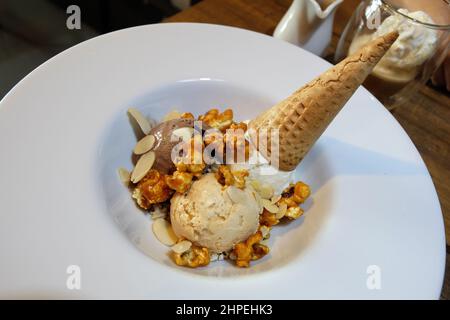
(151, 210, 167, 220)
(128, 108, 152, 135)
(134, 134, 156, 155)
(117, 167, 130, 186)
(151, 205, 168, 217)
(163, 110, 182, 122)
(276, 202, 288, 219)
(259, 184, 274, 200)
(271, 194, 281, 204)
(171, 240, 192, 254)
(171, 127, 193, 142)
(131, 151, 155, 183)
(226, 185, 247, 204)
(261, 198, 279, 214)
(152, 219, 178, 246)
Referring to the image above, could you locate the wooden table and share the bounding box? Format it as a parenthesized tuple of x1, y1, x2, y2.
(166, 0, 450, 299)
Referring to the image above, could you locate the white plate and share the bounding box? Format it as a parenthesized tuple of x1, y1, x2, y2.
(0, 23, 445, 299)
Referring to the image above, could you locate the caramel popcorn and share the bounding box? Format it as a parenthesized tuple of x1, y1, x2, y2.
(180, 112, 194, 119)
(198, 108, 233, 132)
(281, 182, 311, 205)
(172, 245, 210, 268)
(176, 160, 205, 178)
(233, 232, 269, 268)
(293, 182, 311, 204)
(229, 122, 247, 132)
(176, 137, 206, 177)
(133, 169, 173, 209)
(215, 165, 235, 186)
(284, 206, 304, 220)
(260, 209, 279, 227)
(165, 170, 193, 194)
(224, 123, 250, 163)
(277, 181, 311, 220)
(203, 129, 225, 163)
(215, 165, 249, 189)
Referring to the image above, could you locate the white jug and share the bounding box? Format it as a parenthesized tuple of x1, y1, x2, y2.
(273, 0, 344, 56)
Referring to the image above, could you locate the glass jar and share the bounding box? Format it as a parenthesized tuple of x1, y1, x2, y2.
(335, 0, 450, 109)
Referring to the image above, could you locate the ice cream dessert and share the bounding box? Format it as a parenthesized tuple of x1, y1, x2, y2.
(349, 9, 438, 100)
(119, 31, 399, 268)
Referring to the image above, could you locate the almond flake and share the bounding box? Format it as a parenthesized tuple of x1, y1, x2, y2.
(134, 134, 156, 155)
(271, 194, 281, 204)
(152, 219, 178, 246)
(171, 240, 192, 254)
(128, 108, 152, 135)
(259, 184, 274, 199)
(261, 198, 279, 214)
(276, 202, 288, 219)
(151, 211, 167, 220)
(131, 151, 155, 183)
(117, 167, 130, 186)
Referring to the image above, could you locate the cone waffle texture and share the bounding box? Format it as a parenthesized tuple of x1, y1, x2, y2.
(249, 31, 399, 171)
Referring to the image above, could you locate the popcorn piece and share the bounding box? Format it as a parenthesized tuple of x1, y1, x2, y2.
(165, 170, 193, 194)
(132, 187, 151, 210)
(230, 169, 248, 189)
(215, 165, 235, 186)
(285, 206, 304, 220)
(260, 209, 279, 227)
(133, 169, 173, 209)
(230, 122, 247, 132)
(176, 137, 206, 177)
(293, 182, 311, 204)
(224, 122, 250, 163)
(215, 165, 249, 189)
(281, 182, 311, 206)
(198, 108, 234, 132)
(172, 245, 210, 268)
(277, 181, 311, 220)
(180, 112, 194, 119)
(233, 231, 269, 268)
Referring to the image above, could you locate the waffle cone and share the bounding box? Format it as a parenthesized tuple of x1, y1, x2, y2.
(249, 31, 399, 171)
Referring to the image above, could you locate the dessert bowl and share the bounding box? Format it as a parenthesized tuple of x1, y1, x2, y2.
(0, 23, 445, 299)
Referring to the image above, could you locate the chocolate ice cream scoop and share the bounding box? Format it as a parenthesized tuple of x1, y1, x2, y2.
(149, 118, 195, 174)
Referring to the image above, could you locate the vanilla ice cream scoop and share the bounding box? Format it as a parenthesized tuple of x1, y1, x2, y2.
(170, 173, 261, 253)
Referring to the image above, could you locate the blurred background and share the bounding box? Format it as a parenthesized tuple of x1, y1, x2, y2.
(0, 0, 201, 98)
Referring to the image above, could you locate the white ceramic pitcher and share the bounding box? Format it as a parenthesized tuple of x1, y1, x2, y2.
(273, 0, 344, 56)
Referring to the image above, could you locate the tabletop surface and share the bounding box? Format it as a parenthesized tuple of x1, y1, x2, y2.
(166, 0, 450, 299)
